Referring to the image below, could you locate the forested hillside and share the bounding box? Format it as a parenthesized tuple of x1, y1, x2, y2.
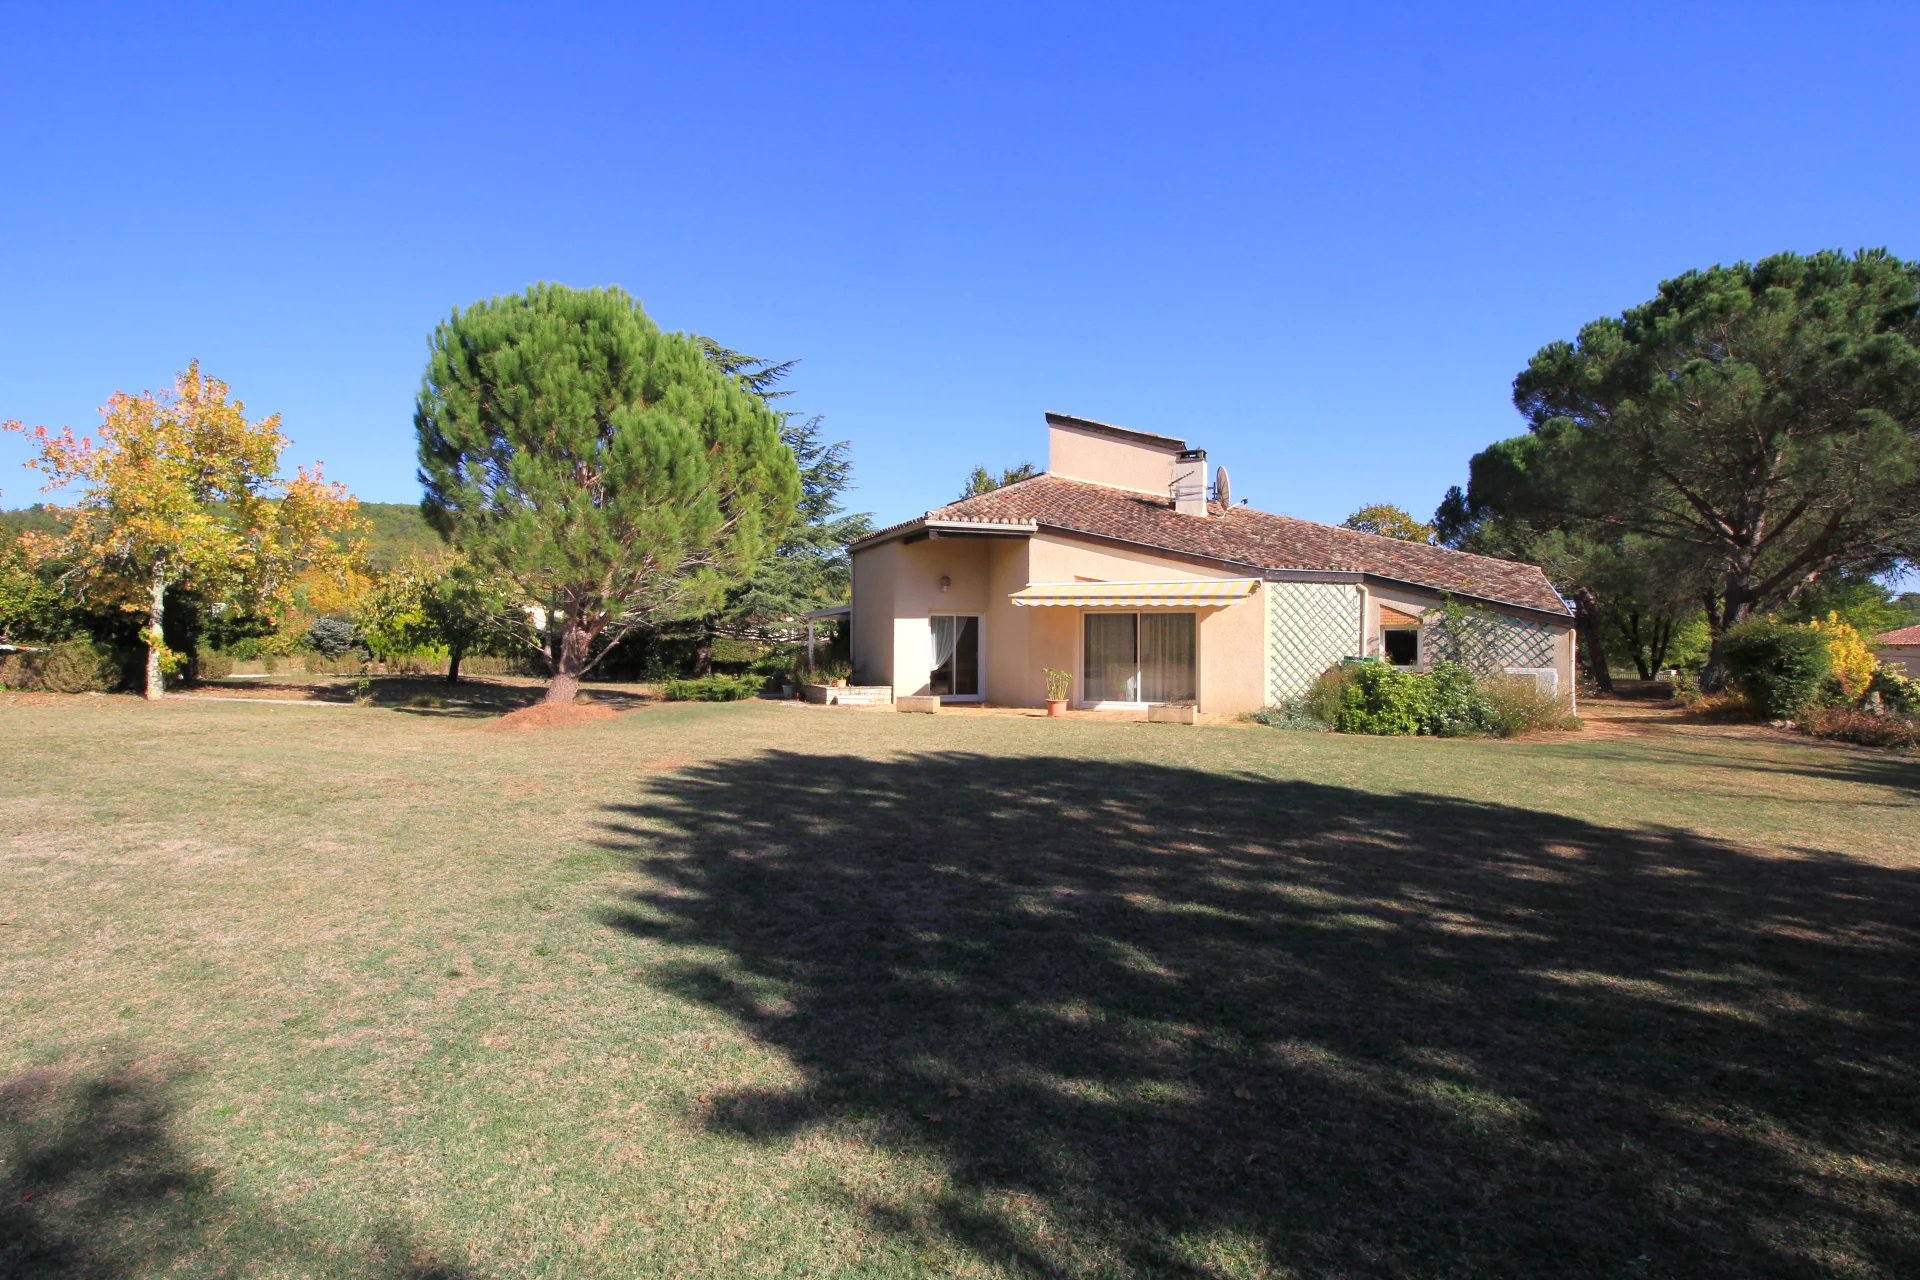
(3, 500, 443, 569)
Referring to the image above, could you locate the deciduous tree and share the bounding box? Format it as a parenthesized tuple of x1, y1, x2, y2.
(4, 364, 361, 698)
(1341, 503, 1434, 543)
(415, 285, 800, 703)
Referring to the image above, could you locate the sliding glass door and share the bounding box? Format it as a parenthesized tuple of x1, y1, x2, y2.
(929, 615, 982, 700)
(1083, 612, 1196, 705)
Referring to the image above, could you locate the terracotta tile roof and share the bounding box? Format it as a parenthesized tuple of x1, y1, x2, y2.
(899, 473, 1570, 616)
(1878, 625, 1920, 646)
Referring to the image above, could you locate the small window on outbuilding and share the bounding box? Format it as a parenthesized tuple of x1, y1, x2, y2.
(1383, 628, 1419, 667)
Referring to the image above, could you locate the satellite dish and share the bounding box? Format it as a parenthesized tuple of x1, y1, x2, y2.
(1214, 464, 1231, 507)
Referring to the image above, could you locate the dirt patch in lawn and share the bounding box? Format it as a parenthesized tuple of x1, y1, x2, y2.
(489, 702, 620, 732)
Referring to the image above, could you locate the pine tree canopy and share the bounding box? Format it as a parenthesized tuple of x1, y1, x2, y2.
(959, 462, 1038, 499)
(415, 284, 800, 701)
(1445, 249, 1920, 687)
(696, 342, 875, 632)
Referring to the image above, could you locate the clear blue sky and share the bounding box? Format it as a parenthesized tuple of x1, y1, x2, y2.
(4, 2, 1917, 542)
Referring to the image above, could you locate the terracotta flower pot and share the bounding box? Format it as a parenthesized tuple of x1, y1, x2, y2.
(1045, 697, 1069, 717)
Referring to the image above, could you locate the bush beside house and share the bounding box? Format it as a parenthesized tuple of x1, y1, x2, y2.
(1712, 614, 1918, 748)
(1257, 659, 1577, 739)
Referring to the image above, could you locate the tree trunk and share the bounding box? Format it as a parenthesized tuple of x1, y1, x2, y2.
(693, 614, 717, 677)
(144, 564, 167, 701)
(1647, 618, 1674, 674)
(445, 642, 464, 686)
(542, 620, 593, 704)
(1699, 588, 1756, 693)
(1573, 589, 1614, 695)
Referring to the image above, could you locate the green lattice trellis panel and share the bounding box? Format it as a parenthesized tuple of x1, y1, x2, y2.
(1266, 582, 1362, 703)
(1424, 611, 1559, 674)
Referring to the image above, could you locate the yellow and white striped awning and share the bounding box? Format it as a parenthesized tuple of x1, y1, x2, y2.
(1008, 579, 1259, 608)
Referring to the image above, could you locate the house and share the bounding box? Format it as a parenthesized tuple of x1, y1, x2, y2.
(1877, 625, 1920, 677)
(847, 412, 1575, 714)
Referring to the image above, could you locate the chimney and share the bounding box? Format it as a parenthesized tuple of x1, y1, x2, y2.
(1171, 448, 1208, 517)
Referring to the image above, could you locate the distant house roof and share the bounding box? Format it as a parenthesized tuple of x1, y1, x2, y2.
(852, 472, 1571, 617)
(1878, 625, 1920, 646)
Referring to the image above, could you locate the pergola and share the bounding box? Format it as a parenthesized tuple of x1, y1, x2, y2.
(802, 604, 850, 672)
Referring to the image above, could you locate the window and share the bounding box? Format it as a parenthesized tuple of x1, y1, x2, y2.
(1383, 627, 1419, 667)
(1083, 612, 1196, 704)
(929, 615, 981, 699)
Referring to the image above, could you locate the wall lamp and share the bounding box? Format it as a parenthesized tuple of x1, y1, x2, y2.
(939, 575, 951, 593)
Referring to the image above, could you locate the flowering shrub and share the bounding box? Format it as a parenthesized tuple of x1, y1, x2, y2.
(1807, 612, 1876, 699)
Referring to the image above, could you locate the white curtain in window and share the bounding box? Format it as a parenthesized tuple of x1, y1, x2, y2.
(929, 616, 959, 694)
(1140, 613, 1197, 703)
(1083, 614, 1138, 702)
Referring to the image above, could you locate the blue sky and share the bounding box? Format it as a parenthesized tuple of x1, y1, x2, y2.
(3, 2, 1917, 545)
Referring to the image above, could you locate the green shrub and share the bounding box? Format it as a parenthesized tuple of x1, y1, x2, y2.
(1868, 665, 1919, 717)
(1250, 699, 1332, 731)
(750, 648, 801, 679)
(1720, 619, 1833, 720)
(662, 673, 762, 702)
(196, 650, 237, 680)
(305, 617, 357, 659)
(1423, 661, 1490, 737)
(1334, 661, 1435, 735)
(0, 639, 122, 693)
(1476, 674, 1580, 737)
(1302, 665, 1354, 726)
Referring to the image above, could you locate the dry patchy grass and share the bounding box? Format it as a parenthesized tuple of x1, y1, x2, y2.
(2, 691, 1918, 1278)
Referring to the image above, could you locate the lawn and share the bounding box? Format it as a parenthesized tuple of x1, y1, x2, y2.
(2, 691, 1917, 1279)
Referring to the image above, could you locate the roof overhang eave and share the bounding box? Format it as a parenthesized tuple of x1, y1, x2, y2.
(849, 517, 1038, 553)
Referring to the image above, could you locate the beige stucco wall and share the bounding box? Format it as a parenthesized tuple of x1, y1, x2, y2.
(1046, 421, 1180, 495)
(851, 534, 1000, 697)
(1026, 532, 1265, 712)
(851, 528, 1267, 712)
(1882, 644, 1920, 677)
(852, 528, 1573, 712)
(1359, 581, 1576, 701)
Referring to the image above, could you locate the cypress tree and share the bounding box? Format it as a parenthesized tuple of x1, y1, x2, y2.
(415, 284, 800, 703)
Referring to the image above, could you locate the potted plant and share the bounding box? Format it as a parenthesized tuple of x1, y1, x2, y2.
(1043, 667, 1072, 717)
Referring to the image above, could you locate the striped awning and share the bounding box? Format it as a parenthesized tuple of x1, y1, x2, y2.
(1008, 579, 1259, 608)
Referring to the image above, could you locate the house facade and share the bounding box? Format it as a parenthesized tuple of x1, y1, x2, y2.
(848, 413, 1575, 714)
(1878, 625, 1920, 677)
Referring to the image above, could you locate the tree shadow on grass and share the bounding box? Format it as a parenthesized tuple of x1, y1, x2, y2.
(0, 1059, 483, 1279)
(182, 674, 656, 720)
(599, 750, 1920, 1279)
(1569, 736, 1920, 797)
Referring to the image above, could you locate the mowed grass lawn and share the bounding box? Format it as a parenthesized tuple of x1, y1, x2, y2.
(3, 693, 1918, 1280)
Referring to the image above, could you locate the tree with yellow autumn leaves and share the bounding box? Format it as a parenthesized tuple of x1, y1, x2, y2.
(3, 363, 363, 699)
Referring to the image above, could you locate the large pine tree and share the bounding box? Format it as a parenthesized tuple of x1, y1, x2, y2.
(415, 286, 800, 703)
(698, 343, 874, 642)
